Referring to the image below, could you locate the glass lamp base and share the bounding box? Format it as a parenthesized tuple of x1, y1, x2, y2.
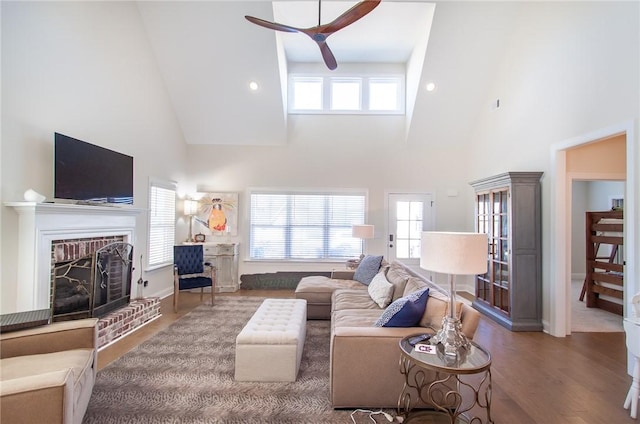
(431, 316, 471, 356)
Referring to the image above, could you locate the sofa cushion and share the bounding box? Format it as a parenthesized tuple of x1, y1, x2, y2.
(295, 276, 366, 304)
(367, 271, 394, 308)
(332, 309, 385, 328)
(402, 277, 430, 297)
(418, 288, 464, 331)
(332, 289, 381, 313)
(385, 261, 412, 301)
(353, 255, 383, 285)
(374, 288, 430, 327)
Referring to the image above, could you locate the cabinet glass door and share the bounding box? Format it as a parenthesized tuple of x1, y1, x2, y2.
(475, 193, 490, 302)
(491, 189, 509, 315)
(476, 189, 510, 316)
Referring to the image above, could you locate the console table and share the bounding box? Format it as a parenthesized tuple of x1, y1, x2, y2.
(398, 335, 493, 423)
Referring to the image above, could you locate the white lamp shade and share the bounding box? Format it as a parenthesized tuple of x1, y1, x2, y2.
(352, 224, 375, 239)
(420, 231, 488, 275)
(183, 199, 199, 216)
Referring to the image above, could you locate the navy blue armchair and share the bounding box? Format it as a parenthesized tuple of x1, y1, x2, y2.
(173, 245, 215, 312)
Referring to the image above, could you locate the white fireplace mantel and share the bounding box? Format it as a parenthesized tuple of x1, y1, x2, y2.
(6, 202, 145, 312)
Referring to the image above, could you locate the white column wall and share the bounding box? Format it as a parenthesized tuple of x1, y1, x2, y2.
(1, 2, 189, 313)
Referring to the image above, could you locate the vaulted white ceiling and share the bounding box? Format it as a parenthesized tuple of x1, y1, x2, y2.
(136, 1, 523, 146)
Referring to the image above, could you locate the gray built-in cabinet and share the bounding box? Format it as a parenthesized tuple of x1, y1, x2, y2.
(470, 172, 543, 331)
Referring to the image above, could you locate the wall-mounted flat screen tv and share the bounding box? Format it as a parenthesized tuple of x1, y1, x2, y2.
(54, 133, 133, 205)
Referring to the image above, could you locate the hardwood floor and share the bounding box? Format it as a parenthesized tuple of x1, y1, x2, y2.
(97, 291, 633, 423)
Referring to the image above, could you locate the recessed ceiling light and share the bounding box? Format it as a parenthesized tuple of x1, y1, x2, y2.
(426, 82, 436, 92)
(249, 81, 259, 91)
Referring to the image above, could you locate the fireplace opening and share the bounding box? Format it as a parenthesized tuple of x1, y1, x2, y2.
(52, 255, 93, 319)
(52, 242, 133, 321)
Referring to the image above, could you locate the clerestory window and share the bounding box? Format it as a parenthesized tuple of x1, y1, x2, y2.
(289, 74, 404, 115)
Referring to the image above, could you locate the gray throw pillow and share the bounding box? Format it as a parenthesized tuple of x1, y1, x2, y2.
(353, 255, 383, 285)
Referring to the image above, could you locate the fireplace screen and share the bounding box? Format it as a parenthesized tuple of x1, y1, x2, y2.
(52, 242, 133, 321)
(52, 255, 94, 319)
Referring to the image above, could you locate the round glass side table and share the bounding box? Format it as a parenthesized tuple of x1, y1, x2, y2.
(398, 334, 493, 424)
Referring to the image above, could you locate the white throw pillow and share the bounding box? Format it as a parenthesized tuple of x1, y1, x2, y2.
(368, 271, 394, 308)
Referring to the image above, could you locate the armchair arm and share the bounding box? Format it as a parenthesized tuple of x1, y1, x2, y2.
(1, 369, 74, 424)
(0, 318, 98, 359)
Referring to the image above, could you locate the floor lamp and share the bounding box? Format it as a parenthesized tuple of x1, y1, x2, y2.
(420, 231, 488, 356)
(184, 199, 199, 243)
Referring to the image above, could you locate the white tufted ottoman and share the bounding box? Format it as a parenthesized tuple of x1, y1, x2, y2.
(234, 298, 307, 382)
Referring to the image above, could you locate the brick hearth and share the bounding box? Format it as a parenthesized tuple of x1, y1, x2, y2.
(97, 297, 160, 349)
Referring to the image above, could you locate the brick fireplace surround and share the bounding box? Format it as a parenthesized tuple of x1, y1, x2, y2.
(7, 202, 159, 348)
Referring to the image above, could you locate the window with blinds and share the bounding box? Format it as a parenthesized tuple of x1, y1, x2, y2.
(249, 191, 366, 261)
(148, 181, 176, 268)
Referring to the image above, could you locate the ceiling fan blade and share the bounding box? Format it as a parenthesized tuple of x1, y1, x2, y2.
(317, 41, 338, 70)
(245, 15, 301, 33)
(322, 0, 381, 34)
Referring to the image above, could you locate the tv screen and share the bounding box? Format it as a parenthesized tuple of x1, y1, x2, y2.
(54, 133, 133, 205)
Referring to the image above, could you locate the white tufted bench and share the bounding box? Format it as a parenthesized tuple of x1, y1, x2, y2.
(234, 298, 307, 382)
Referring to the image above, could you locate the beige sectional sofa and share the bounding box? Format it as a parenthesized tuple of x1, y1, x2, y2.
(295, 260, 481, 409)
(0, 318, 98, 424)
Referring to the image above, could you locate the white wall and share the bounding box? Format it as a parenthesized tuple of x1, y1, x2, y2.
(0, 2, 189, 313)
(185, 113, 477, 280)
(467, 2, 639, 331)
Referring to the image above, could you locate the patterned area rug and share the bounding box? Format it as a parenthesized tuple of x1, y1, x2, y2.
(83, 297, 389, 423)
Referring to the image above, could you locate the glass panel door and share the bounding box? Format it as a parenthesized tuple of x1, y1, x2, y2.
(387, 193, 433, 265)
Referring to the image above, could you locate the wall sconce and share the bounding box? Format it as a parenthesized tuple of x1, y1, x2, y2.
(184, 199, 199, 243)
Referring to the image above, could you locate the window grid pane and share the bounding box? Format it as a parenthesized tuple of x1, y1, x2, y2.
(250, 192, 366, 260)
(395, 201, 423, 260)
(331, 79, 361, 110)
(369, 79, 400, 110)
(292, 77, 323, 110)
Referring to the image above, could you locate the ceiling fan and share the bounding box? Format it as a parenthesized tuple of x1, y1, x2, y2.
(245, 0, 381, 70)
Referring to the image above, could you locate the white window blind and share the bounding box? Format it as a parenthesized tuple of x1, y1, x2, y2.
(250, 191, 366, 261)
(148, 181, 176, 268)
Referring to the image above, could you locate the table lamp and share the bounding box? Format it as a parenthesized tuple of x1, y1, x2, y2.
(184, 199, 199, 243)
(352, 224, 375, 260)
(420, 231, 488, 356)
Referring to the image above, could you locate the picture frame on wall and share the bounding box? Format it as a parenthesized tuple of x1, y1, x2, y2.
(193, 192, 239, 236)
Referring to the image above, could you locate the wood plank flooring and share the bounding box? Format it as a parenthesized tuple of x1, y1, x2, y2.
(97, 291, 633, 423)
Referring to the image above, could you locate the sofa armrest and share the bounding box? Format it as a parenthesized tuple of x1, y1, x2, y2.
(331, 270, 355, 280)
(331, 326, 434, 408)
(0, 318, 98, 359)
(1, 369, 73, 424)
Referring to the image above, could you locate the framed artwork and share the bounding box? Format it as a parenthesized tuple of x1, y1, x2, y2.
(193, 192, 239, 236)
